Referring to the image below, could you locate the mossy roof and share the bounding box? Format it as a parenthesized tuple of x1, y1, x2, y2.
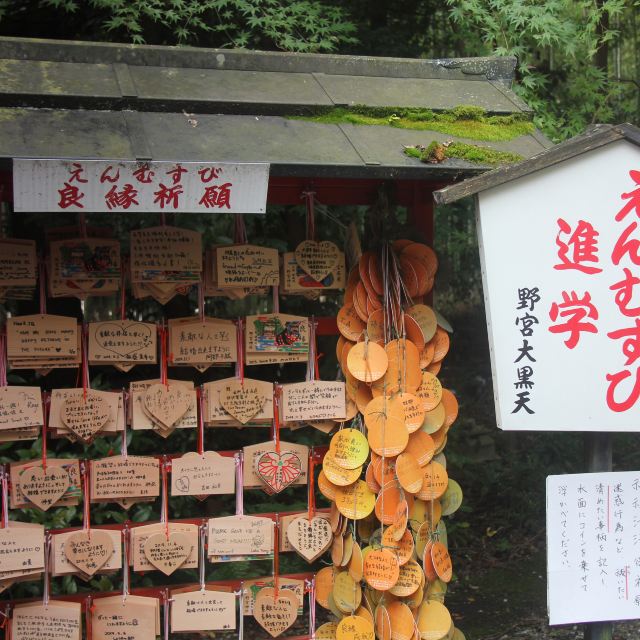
(0, 36, 550, 179)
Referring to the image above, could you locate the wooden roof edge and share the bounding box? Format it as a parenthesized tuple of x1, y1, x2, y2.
(0, 35, 518, 82)
(433, 123, 640, 206)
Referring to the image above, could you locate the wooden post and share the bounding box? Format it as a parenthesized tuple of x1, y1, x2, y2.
(583, 433, 613, 640)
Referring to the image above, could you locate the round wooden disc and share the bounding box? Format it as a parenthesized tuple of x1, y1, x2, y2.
(431, 541, 453, 583)
(316, 622, 338, 639)
(341, 531, 354, 567)
(331, 534, 344, 566)
(389, 392, 425, 433)
(395, 452, 423, 494)
(367, 414, 409, 457)
(441, 479, 463, 516)
(441, 389, 458, 430)
(419, 342, 436, 369)
(412, 499, 442, 534)
(315, 566, 335, 609)
(403, 313, 426, 351)
(421, 402, 446, 434)
(375, 483, 413, 525)
(422, 540, 438, 582)
(426, 360, 442, 376)
(330, 428, 370, 470)
(369, 252, 384, 296)
(388, 560, 422, 597)
(387, 601, 415, 640)
(338, 304, 366, 341)
(365, 462, 381, 493)
(364, 548, 400, 591)
(417, 601, 452, 640)
(348, 341, 389, 383)
(375, 604, 392, 640)
(431, 327, 450, 363)
(417, 461, 449, 501)
(402, 243, 438, 279)
(318, 470, 339, 501)
(391, 499, 409, 539)
(337, 615, 374, 640)
(381, 526, 414, 565)
(407, 304, 438, 343)
(333, 571, 361, 613)
(416, 372, 443, 411)
(405, 430, 435, 467)
(349, 542, 364, 582)
(385, 339, 422, 392)
(366, 308, 386, 345)
(356, 383, 374, 414)
(323, 450, 362, 486)
(335, 479, 376, 520)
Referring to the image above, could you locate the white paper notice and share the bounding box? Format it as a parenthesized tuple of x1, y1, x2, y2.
(547, 471, 640, 624)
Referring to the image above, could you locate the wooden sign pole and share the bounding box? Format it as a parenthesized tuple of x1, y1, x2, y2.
(583, 432, 613, 640)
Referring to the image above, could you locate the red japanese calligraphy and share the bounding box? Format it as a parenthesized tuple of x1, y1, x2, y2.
(198, 167, 221, 183)
(615, 170, 640, 222)
(610, 268, 640, 317)
(133, 164, 155, 183)
(99, 165, 120, 184)
(57, 182, 84, 209)
(611, 221, 640, 266)
(68, 162, 88, 184)
(608, 318, 640, 367)
(606, 368, 640, 412)
(554, 218, 602, 274)
(199, 183, 232, 209)
(153, 183, 183, 209)
(549, 290, 599, 349)
(105, 184, 139, 210)
(167, 165, 187, 185)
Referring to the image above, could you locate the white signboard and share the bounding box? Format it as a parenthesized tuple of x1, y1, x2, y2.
(12, 159, 269, 213)
(477, 140, 640, 430)
(547, 471, 640, 624)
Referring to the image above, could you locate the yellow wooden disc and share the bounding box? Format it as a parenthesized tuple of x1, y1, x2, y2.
(440, 479, 463, 517)
(335, 479, 376, 520)
(363, 548, 400, 591)
(395, 452, 423, 494)
(375, 604, 392, 640)
(342, 531, 354, 567)
(336, 615, 375, 640)
(323, 450, 362, 486)
(406, 304, 438, 343)
(421, 402, 446, 434)
(333, 570, 362, 613)
(316, 621, 339, 639)
(411, 499, 442, 536)
(330, 428, 370, 470)
(331, 534, 344, 566)
(387, 601, 416, 640)
(417, 461, 449, 501)
(416, 372, 443, 411)
(389, 392, 425, 433)
(403, 582, 424, 609)
(425, 578, 447, 603)
(355, 604, 374, 627)
(315, 566, 335, 609)
(318, 469, 339, 501)
(347, 341, 389, 383)
(417, 601, 452, 640)
(431, 541, 453, 583)
(451, 628, 466, 640)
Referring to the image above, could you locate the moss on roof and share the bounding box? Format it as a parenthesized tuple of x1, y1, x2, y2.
(404, 140, 524, 166)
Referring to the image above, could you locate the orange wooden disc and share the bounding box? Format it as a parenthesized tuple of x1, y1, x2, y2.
(348, 341, 389, 383)
(365, 462, 381, 493)
(366, 308, 386, 345)
(430, 424, 447, 452)
(426, 360, 442, 376)
(431, 327, 450, 363)
(368, 252, 384, 296)
(344, 370, 360, 402)
(385, 339, 422, 392)
(395, 452, 423, 494)
(389, 560, 422, 598)
(338, 304, 365, 341)
(417, 601, 452, 640)
(388, 392, 425, 433)
(402, 243, 438, 279)
(441, 389, 459, 430)
(431, 541, 453, 583)
(375, 604, 392, 640)
(419, 341, 435, 369)
(363, 548, 400, 591)
(422, 540, 438, 582)
(315, 567, 336, 610)
(345, 266, 360, 298)
(405, 430, 435, 467)
(372, 456, 396, 487)
(367, 414, 409, 457)
(416, 372, 443, 411)
(375, 482, 414, 525)
(336, 335, 347, 362)
(382, 526, 414, 565)
(331, 534, 344, 566)
(406, 304, 438, 343)
(349, 542, 364, 582)
(353, 284, 370, 323)
(403, 313, 426, 351)
(410, 258, 431, 298)
(387, 601, 415, 640)
(392, 239, 414, 252)
(392, 499, 409, 537)
(417, 461, 449, 501)
(364, 395, 405, 432)
(399, 256, 420, 297)
(318, 469, 339, 501)
(356, 383, 374, 414)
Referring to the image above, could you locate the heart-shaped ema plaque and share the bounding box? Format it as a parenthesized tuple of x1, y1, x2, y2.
(287, 515, 333, 563)
(95, 322, 153, 357)
(219, 380, 266, 424)
(256, 451, 302, 494)
(143, 383, 192, 429)
(64, 529, 114, 576)
(60, 392, 111, 443)
(143, 531, 192, 575)
(294, 240, 341, 283)
(253, 587, 298, 638)
(19, 465, 70, 511)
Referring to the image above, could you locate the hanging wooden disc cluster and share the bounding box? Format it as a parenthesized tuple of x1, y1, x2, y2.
(318, 240, 464, 640)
